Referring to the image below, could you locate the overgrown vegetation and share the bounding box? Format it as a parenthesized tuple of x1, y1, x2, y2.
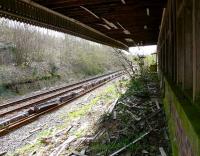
(85, 62, 170, 156)
(10, 79, 126, 156)
(0, 18, 122, 101)
(5, 55, 171, 156)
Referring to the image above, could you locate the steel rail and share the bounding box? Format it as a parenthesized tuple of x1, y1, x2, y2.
(0, 85, 83, 117)
(0, 70, 121, 109)
(0, 71, 122, 117)
(0, 72, 123, 136)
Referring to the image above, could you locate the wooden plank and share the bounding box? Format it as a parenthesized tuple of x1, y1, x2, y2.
(183, 1, 193, 93)
(193, 0, 200, 101)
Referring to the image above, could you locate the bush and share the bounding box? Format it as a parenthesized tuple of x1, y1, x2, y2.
(0, 18, 122, 100)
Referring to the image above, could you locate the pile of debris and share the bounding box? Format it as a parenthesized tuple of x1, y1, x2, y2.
(71, 73, 171, 156)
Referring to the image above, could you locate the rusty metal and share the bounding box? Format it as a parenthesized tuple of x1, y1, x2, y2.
(0, 71, 124, 136)
(0, 70, 122, 110)
(0, 85, 83, 117)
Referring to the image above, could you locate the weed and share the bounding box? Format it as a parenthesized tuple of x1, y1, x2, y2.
(90, 134, 142, 155)
(10, 80, 124, 155)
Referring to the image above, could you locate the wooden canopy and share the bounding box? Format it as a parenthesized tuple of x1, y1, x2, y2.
(0, 0, 166, 49)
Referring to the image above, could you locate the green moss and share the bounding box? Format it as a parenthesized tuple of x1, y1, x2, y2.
(60, 84, 121, 123)
(67, 97, 100, 120)
(14, 143, 42, 155)
(163, 78, 200, 155)
(163, 98, 179, 156)
(37, 128, 55, 139)
(74, 128, 87, 138)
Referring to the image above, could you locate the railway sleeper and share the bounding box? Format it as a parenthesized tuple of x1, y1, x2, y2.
(33, 101, 59, 113)
(0, 112, 29, 128)
(0, 72, 122, 130)
(59, 92, 78, 103)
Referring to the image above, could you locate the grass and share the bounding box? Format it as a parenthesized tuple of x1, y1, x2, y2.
(74, 128, 87, 138)
(88, 73, 157, 155)
(120, 77, 149, 99)
(67, 97, 100, 120)
(10, 128, 56, 155)
(8, 78, 127, 156)
(11, 76, 142, 156)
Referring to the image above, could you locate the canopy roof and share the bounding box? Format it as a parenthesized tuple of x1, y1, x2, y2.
(0, 0, 166, 49)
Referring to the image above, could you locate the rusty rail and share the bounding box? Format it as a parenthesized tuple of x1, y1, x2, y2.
(0, 70, 121, 109)
(0, 71, 124, 136)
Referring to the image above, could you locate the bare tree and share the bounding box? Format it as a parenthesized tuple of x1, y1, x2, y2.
(113, 48, 135, 79)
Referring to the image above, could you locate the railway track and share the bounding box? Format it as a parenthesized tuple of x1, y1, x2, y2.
(0, 70, 124, 136)
(0, 70, 122, 117)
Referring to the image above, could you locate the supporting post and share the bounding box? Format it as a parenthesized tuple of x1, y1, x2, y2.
(184, 0, 193, 95)
(193, 0, 200, 101)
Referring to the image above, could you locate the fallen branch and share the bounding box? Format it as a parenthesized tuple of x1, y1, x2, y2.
(106, 131, 111, 142)
(29, 127, 42, 134)
(70, 151, 88, 156)
(50, 136, 76, 156)
(155, 99, 160, 110)
(107, 99, 118, 113)
(109, 131, 151, 156)
(69, 137, 88, 155)
(54, 125, 73, 137)
(131, 103, 147, 109)
(135, 109, 162, 125)
(118, 102, 131, 108)
(0, 151, 7, 156)
(126, 110, 141, 121)
(159, 147, 167, 156)
(113, 111, 117, 120)
(21, 133, 34, 141)
(84, 129, 106, 142)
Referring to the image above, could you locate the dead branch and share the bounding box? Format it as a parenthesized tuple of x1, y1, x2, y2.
(159, 147, 167, 156)
(54, 125, 73, 137)
(135, 109, 162, 125)
(126, 110, 141, 121)
(109, 131, 151, 156)
(29, 127, 42, 134)
(112, 48, 135, 79)
(50, 136, 76, 156)
(107, 99, 118, 113)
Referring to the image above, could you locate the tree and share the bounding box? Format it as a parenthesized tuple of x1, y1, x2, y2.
(113, 48, 136, 79)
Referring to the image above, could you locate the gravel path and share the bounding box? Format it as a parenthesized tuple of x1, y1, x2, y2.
(0, 78, 121, 154)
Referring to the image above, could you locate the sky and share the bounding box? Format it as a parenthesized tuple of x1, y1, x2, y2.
(129, 45, 157, 56)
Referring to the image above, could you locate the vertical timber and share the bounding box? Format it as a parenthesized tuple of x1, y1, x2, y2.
(193, 0, 200, 101)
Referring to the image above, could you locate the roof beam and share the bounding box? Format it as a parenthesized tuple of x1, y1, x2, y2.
(0, 0, 128, 50)
(35, 0, 120, 8)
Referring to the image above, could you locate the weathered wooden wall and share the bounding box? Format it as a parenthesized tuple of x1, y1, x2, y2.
(158, 0, 200, 102)
(158, 0, 200, 155)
